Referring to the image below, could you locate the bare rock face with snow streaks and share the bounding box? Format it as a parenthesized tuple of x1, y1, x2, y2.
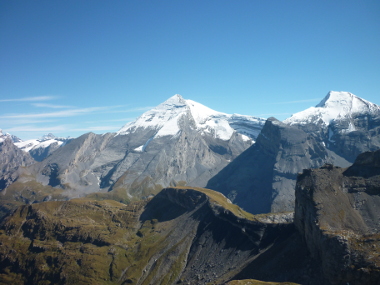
(5, 95, 265, 203)
(208, 91, 380, 214)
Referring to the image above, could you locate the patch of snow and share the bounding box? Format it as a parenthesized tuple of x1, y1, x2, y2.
(240, 134, 251, 142)
(134, 137, 154, 152)
(15, 139, 41, 152)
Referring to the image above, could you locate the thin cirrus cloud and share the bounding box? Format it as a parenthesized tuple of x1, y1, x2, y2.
(31, 103, 74, 109)
(0, 96, 57, 102)
(5, 125, 68, 133)
(6, 125, 121, 133)
(0, 106, 121, 119)
(0, 105, 153, 121)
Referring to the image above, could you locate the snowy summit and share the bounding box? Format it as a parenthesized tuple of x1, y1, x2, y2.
(117, 94, 265, 141)
(284, 91, 380, 127)
(15, 133, 71, 153)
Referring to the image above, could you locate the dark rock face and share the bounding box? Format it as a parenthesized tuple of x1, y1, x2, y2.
(207, 118, 329, 214)
(294, 150, 380, 285)
(0, 187, 318, 285)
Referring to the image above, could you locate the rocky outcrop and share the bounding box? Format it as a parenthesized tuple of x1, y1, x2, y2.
(0, 187, 317, 285)
(295, 150, 380, 285)
(207, 118, 329, 214)
(0, 135, 34, 189)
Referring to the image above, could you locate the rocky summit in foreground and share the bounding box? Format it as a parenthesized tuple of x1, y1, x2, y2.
(295, 149, 380, 285)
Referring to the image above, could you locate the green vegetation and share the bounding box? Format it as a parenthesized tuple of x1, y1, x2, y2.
(174, 186, 258, 221)
(0, 180, 66, 219)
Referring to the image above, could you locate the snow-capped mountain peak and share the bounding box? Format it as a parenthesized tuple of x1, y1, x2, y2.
(0, 129, 22, 143)
(40, 133, 57, 141)
(117, 94, 266, 141)
(284, 91, 380, 126)
(15, 133, 72, 154)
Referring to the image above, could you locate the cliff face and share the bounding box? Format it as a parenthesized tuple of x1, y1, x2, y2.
(207, 118, 328, 214)
(0, 187, 313, 285)
(295, 150, 380, 285)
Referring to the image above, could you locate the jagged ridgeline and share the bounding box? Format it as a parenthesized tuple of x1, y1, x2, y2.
(1, 91, 380, 217)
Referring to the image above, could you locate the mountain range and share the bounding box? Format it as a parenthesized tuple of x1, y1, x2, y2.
(0, 91, 380, 284)
(0, 94, 266, 215)
(1, 149, 379, 284)
(1, 91, 380, 216)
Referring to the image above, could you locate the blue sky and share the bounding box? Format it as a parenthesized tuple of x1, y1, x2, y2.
(1, 0, 379, 140)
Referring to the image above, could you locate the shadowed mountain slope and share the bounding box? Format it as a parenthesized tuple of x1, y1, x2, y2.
(207, 117, 328, 214)
(208, 92, 380, 214)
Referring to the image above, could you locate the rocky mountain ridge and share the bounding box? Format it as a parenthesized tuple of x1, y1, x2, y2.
(0, 95, 265, 213)
(208, 92, 380, 214)
(0, 130, 34, 190)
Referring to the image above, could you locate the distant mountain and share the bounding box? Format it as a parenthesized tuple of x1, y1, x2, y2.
(15, 133, 73, 161)
(117, 94, 264, 142)
(5, 95, 265, 204)
(208, 91, 380, 214)
(285, 91, 380, 161)
(0, 129, 34, 189)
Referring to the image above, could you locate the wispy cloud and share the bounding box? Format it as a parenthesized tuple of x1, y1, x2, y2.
(31, 103, 74, 109)
(0, 106, 115, 119)
(5, 125, 68, 132)
(269, 98, 320, 104)
(0, 118, 58, 125)
(5, 124, 120, 133)
(0, 96, 57, 102)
